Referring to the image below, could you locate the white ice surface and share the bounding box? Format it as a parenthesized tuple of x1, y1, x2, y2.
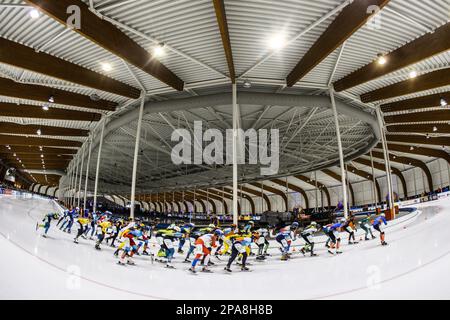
(1, 195, 450, 300)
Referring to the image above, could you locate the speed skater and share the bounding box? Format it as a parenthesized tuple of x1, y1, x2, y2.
(36, 212, 60, 237)
(372, 213, 388, 246)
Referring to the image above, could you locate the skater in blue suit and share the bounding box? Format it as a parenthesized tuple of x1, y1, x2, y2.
(372, 213, 388, 246)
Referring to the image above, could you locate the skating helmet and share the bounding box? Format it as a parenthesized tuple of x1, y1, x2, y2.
(188, 223, 195, 228)
(291, 222, 299, 228)
(208, 223, 216, 228)
(340, 218, 346, 223)
(380, 213, 386, 217)
(248, 221, 254, 225)
(214, 229, 224, 237)
(311, 221, 317, 226)
(172, 226, 181, 232)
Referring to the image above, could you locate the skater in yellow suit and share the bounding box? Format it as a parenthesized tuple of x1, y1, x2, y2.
(95, 220, 111, 250)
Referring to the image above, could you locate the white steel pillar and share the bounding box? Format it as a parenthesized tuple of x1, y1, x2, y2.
(370, 150, 377, 207)
(130, 96, 146, 220)
(376, 107, 395, 218)
(83, 137, 92, 210)
(329, 86, 348, 219)
(314, 172, 318, 211)
(67, 162, 74, 206)
(93, 119, 106, 213)
(232, 82, 238, 225)
(77, 145, 85, 208)
(72, 155, 80, 207)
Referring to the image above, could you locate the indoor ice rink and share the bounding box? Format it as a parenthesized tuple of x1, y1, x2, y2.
(0, 0, 449, 300)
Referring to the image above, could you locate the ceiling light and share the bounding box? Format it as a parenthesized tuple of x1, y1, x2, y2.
(268, 33, 286, 51)
(433, 126, 438, 132)
(243, 80, 252, 89)
(13, 153, 16, 157)
(29, 9, 40, 19)
(48, 95, 55, 103)
(101, 62, 113, 72)
(90, 93, 101, 101)
(36, 129, 42, 136)
(6, 145, 10, 149)
(40, 154, 44, 158)
(42, 105, 49, 111)
(152, 43, 166, 57)
(377, 53, 387, 65)
(426, 134, 430, 139)
(410, 146, 414, 151)
(409, 70, 418, 79)
(440, 97, 448, 107)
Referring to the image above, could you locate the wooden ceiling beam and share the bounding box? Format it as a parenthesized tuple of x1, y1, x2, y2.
(0, 134, 82, 148)
(0, 122, 89, 137)
(346, 164, 381, 202)
(370, 149, 432, 193)
(213, 0, 235, 81)
(381, 91, 450, 113)
(335, 23, 450, 91)
(384, 109, 450, 124)
(25, 0, 184, 91)
(361, 68, 450, 103)
(294, 175, 331, 208)
(286, 0, 390, 86)
(321, 169, 355, 206)
(0, 153, 73, 161)
(387, 134, 450, 147)
(387, 124, 450, 134)
(271, 178, 310, 209)
(0, 37, 140, 99)
(380, 143, 450, 165)
(353, 157, 407, 197)
(0, 77, 116, 111)
(0, 103, 102, 122)
(0, 146, 77, 155)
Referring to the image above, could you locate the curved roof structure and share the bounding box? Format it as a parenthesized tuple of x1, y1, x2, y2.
(0, 0, 448, 206)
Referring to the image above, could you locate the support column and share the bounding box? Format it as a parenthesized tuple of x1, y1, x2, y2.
(93, 119, 106, 214)
(370, 151, 377, 207)
(130, 96, 146, 220)
(345, 164, 351, 207)
(285, 177, 289, 212)
(376, 107, 395, 218)
(329, 86, 348, 219)
(314, 172, 318, 211)
(232, 82, 238, 225)
(72, 155, 80, 207)
(67, 162, 74, 206)
(83, 138, 92, 210)
(77, 145, 85, 208)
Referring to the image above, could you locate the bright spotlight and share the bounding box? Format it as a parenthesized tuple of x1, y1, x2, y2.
(440, 97, 448, 107)
(152, 43, 166, 57)
(268, 33, 286, 51)
(101, 62, 113, 72)
(377, 53, 387, 65)
(409, 70, 418, 79)
(29, 9, 40, 19)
